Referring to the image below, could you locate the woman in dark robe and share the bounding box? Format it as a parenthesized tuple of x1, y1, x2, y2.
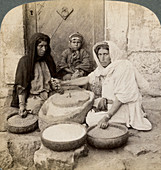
(11, 33, 59, 117)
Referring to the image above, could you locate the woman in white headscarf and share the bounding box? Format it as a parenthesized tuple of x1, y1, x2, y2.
(62, 41, 160, 131)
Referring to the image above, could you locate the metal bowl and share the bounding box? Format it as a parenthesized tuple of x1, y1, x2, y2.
(41, 122, 87, 151)
(7, 112, 38, 134)
(87, 123, 129, 149)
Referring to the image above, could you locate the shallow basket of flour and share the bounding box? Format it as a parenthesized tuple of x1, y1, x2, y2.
(41, 122, 87, 151)
(87, 123, 129, 149)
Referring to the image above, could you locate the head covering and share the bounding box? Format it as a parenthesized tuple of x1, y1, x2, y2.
(69, 32, 83, 43)
(92, 41, 126, 77)
(94, 43, 109, 55)
(27, 33, 52, 79)
(11, 33, 57, 107)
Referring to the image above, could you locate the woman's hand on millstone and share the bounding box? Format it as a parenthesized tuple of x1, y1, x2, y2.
(19, 107, 27, 118)
(51, 78, 61, 90)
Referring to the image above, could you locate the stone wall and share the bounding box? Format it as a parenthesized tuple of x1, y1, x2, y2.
(0, 2, 161, 169)
(105, 1, 161, 91)
(0, 1, 161, 108)
(33, 0, 104, 65)
(0, 5, 25, 107)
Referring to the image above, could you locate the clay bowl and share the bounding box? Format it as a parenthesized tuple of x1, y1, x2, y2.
(41, 122, 87, 151)
(87, 123, 129, 149)
(7, 112, 38, 134)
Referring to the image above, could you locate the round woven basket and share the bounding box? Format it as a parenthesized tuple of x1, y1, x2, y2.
(41, 122, 87, 151)
(7, 112, 38, 134)
(87, 123, 129, 149)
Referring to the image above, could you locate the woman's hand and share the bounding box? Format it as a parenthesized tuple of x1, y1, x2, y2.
(71, 70, 80, 79)
(51, 78, 64, 94)
(19, 103, 27, 118)
(78, 70, 85, 77)
(51, 78, 61, 90)
(98, 115, 110, 129)
(97, 98, 108, 111)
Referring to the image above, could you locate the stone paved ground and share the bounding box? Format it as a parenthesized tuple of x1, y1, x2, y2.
(0, 96, 161, 170)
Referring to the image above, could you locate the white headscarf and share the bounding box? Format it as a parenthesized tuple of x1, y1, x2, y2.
(92, 41, 150, 102)
(92, 41, 127, 77)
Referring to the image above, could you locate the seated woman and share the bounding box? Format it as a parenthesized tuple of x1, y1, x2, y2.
(61, 41, 161, 131)
(11, 33, 61, 117)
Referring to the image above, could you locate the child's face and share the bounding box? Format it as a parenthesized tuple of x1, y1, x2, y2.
(70, 37, 82, 50)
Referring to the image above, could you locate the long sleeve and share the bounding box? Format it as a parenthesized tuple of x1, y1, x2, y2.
(57, 50, 69, 71)
(75, 49, 92, 73)
(112, 61, 139, 103)
(11, 56, 30, 107)
(134, 67, 150, 92)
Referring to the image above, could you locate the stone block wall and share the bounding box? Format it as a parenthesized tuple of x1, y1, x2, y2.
(0, 1, 161, 109)
(128, 4, 161, 90)
(0, 5, 25, 107)
(0, 1, 161, 169)
(105, 2, 161, 91)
